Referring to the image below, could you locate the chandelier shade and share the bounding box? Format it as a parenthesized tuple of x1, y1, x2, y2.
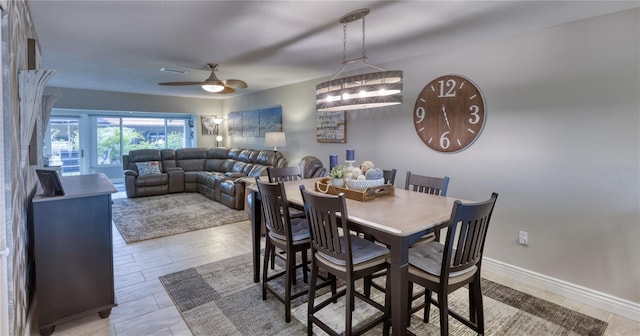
(315, 8, 403, 112)
(316, 70, 403, 111)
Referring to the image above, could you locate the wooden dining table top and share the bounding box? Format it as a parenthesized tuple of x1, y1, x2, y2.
(272, 178, 462, 237)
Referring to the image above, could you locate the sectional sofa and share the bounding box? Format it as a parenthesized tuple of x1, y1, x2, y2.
(123, 147, 286, 209)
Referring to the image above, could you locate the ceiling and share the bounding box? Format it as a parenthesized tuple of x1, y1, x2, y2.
(28, 1, 638, 100)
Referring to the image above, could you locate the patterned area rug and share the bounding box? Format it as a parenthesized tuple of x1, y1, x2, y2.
(112, 193, 249, 243)
(159, 252, 608, 336)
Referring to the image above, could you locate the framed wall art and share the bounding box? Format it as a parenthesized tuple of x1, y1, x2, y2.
(201, 115, 219, 136)
(228, 106, 282, 137)
(316, 110, 346, 143)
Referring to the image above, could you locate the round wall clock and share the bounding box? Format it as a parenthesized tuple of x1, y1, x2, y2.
(413, 75, 486, 153)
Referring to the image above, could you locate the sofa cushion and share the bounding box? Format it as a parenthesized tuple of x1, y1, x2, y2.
(136, 161, 162, 175)
(135, 173, 168, 186)
(205, 158, 226, 172)
(126, 149, 162, 171)
(183, 171, 200, 184)
(196, 172, 218, 188)
(175, 148, 208, 171)
(160, 149, 178, 171)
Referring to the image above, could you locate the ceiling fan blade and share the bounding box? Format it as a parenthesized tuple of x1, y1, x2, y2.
(224, 79, 248, 89)
(219, 86, 236, 94)
(158, 81, 205, 86)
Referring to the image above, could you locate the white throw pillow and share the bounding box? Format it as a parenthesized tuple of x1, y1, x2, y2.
(135, 161, 162, 175)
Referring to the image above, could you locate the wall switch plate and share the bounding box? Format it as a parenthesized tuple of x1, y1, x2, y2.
(518, 231, 528, 246)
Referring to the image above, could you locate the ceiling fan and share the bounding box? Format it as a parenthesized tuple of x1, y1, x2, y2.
(158, 63, 247, 94)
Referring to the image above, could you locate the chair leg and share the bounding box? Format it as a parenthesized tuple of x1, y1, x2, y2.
(270, 246, 276, 270)
(302, 249, 309, 283)
(330, 273, 337, 303)
(288, 250, 297, 286)
(438, 292, 449, 336)
(471, 276, 485, 334)
(424, 289, 432, 322)
(307, 262, 319, 336)
(285, 249, 293, 323)
(262, 240, 272, 300)
(407, 282, 414, 326)
(469, 283, 477, 324)
(383, 266, 391, 336)
(345, 280, 354, 335)
(364, 275, 372, 298)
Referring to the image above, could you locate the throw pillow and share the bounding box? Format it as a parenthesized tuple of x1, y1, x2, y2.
(136, 161, 162, 175)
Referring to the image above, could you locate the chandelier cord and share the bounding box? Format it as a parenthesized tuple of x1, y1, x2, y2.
(329, 8, 389, 81)
(361, 16, 366, 60)
(342, 22, 347, 65)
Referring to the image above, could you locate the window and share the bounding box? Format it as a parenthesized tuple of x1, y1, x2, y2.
(47, 109, 195, 180)
(96, 117, 191, 166)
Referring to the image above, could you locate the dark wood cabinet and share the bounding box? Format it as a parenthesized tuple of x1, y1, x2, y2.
(31, 174, 117, 335)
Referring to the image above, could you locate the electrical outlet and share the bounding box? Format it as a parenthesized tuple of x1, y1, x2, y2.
(518, 231, 528, 246)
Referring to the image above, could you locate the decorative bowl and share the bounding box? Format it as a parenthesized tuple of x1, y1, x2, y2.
(345, 178, 385, 191)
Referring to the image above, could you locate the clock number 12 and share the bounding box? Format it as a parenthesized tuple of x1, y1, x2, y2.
(438, 79, 457, 98)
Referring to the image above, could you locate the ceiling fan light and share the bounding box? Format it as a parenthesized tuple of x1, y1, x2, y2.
(202, 84, 225, 93)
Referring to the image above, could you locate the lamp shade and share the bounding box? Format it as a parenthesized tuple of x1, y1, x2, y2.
(265, 132, 286, 150)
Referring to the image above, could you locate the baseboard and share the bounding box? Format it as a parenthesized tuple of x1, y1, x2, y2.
(483, 257, 640, 322)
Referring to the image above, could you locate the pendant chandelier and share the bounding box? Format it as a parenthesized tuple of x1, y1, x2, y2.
(316, 8, 403, 112)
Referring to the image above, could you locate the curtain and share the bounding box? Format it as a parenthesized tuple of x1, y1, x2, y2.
(18, 69, 56, 169)
(40, 94, 61, 139)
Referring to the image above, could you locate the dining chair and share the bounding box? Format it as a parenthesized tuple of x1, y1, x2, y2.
(364, 171, 452, 298)
(256, 178, 311, 323)
(267, 166, 306, 220)
(382, 168, 397, 186)
(404, 192, 498, 336)
(267, 166, 303, 183)
(405, 171, 450, 196)
(405, 171, 451, 242)
(299, 185, 391, 336)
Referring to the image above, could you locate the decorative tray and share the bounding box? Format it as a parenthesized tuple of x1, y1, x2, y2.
(314, 178, 394, 202)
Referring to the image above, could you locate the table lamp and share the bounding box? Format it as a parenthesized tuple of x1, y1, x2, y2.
(265, 132, 286, 151)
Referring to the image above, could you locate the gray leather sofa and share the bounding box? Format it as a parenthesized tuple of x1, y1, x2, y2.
(123, 147, 286, 209)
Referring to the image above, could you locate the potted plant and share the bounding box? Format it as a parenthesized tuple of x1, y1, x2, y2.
(328, 164, 347, 187)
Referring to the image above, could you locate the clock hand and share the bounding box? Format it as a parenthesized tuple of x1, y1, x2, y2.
(442, 105, 451, 130)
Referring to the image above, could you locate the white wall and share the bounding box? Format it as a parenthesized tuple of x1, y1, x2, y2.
(224, 9, 640, 303)
(46, 9, 640, 304)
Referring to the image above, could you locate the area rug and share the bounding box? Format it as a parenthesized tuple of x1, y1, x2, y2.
(112, 193, 249, 243)
(159, 252, 608, 336)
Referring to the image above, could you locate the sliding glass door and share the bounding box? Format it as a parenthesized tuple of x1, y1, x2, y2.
(48, 109, 196, 182)
(45, 117, 83, 175)
(93, 116, 192, 181)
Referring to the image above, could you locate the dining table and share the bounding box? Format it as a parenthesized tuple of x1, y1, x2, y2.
(247, 177, 464, 335)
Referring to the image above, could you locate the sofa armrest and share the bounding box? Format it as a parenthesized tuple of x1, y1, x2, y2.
(124, 169, 138, 177)
(167, 169, 184, 193)
(166, 167, 184, 173)
(224, 172, 246, 178)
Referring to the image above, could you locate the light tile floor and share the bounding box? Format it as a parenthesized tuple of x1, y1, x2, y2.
(30, 195, 639, 335)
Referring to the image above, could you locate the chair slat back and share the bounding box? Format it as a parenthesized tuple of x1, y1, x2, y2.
(405, 171, 450, 196)
(382, 168, 397, 185)
(443, 193, 498, 276)
(267, 166, 303, 183)
(256, 179, 292, 240)
(299, 186, 350, 264)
